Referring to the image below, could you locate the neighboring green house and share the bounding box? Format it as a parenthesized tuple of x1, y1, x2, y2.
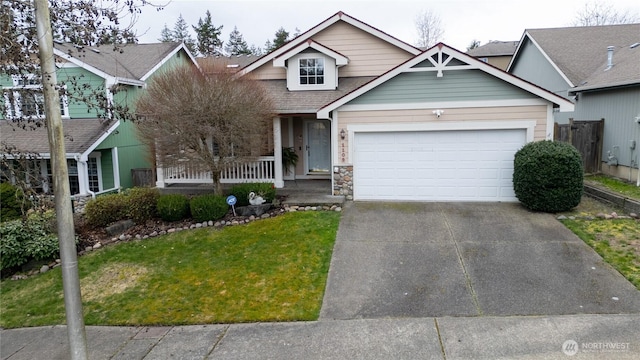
(1, 42, 197, 196)
(508, 24, 640, 182)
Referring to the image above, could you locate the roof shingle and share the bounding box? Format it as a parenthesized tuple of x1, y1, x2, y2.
(1, 119, 115, 155)
(524, 24, 640, 87)
(55, 42, 183, 81)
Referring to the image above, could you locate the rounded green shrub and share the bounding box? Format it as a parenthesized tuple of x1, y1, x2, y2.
(1, 182, 31, 222)
(513, 140, 583, 212)
(190, 194, 228, 222)
(125, 187, 159, 223)
(0, 211, 60, 271)
(83, 193, 128, 227)
(157, 194, 190, 222)
(229, 182, 276, 206)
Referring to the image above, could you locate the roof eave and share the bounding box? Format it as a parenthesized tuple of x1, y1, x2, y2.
(569, 80, 640, 94)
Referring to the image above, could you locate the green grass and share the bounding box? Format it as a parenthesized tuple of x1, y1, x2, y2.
(0, 211, 341, 329)
(561, 219, 640, 290)
(586, 175, 640, 200)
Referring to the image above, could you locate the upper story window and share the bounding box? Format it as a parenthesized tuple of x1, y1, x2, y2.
(299, 58, 324, 85)
(3, 75, 69, 119)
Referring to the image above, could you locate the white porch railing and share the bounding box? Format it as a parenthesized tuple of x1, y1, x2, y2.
(157, 156, 277, 186)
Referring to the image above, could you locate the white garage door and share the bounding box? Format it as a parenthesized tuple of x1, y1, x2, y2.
(353, 129, 526, 201)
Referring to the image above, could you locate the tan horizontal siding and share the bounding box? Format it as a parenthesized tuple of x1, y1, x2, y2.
(252, 63, 286, 80)
(311, 22, 413, 77)
(336, 105, 548, 164)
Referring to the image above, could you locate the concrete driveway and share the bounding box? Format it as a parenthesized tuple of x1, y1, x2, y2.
(320, 202, 640, 319)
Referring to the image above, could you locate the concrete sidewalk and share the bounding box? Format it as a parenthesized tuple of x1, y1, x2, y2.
(2, 314, 639, 359)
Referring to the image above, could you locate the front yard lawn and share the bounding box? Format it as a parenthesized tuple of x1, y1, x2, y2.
(562, 217, 640, 289)
(0, 211, 341, 329)
(559, 183, 640, 290)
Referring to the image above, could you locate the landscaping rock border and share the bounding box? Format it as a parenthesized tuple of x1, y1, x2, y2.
(11, 203, 343, 280)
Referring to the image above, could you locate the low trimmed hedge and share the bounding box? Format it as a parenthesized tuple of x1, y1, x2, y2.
(157, 194, 190, 222)
(84, 193, 129, 228)
(190, 194, 228, 222)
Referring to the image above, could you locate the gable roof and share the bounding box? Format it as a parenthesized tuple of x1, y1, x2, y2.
(239, 11, 421, 75)
(53, 42, 197, 84)
(508, 24, 640, 87)
(467, 40, 519, 57)
(318, 43, 575, 118)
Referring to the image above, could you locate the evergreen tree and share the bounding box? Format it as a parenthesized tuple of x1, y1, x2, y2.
(249, 44, 263, 56)
(193, 10, 223, 56)
(225, 26, 252, 55)
(158, 23, 173, 42)
(264, 27, 290, 53)
(270, 27, 289, 52)
(173, 14, 197, 54)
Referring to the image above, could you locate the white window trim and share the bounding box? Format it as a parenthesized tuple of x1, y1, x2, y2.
(4, 75, 70, 119)
(286, 53, 337, 91)
(88, 153, 103, 192)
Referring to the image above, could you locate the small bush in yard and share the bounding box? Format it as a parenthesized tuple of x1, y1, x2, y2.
(125, 187, 159, 223)
(0, 211, 60, 271)
(157, 194, 190, 222)
(190, 194, 228, 222)
(513, 140, 583, 212)
(1, 182, 31, 222)
(84, 193, 128, 227)
(229, 182, 276, 206)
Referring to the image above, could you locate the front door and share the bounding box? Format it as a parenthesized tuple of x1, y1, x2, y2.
(305, 120, 331, 174)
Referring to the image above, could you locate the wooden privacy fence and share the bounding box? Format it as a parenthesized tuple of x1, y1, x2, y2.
(554, 118, 604, 174)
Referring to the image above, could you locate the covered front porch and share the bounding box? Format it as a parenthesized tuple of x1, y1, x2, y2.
(156, 115, 334, 193)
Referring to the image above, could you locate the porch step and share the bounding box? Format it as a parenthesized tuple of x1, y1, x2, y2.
(280, 194, 345, 206)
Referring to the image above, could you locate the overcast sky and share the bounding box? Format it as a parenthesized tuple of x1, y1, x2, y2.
(131, 0, 640, 51)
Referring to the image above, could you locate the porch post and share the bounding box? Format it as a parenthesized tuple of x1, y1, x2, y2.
(273, 116, 284, 188)
(76, 158, 88, 195)
(112, 147, 120, 190)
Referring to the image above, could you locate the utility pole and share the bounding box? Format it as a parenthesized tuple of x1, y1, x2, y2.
(33, 0, 88, 359)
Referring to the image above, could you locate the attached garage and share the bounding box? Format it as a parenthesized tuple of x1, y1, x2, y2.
(353, 129, 526, 201)
(317, 43, 575, 202)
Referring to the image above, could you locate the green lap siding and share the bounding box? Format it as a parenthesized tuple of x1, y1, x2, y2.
(348, 69, 537, 105)
(99, 149, 115, 189)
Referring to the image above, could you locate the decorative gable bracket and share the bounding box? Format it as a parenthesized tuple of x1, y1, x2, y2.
(407, 44, 474, 77)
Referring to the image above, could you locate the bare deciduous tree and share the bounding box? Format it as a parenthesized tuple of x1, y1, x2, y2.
(572, 1, 639, 26)
(135, 62, 274, 195)
(414, 9, 444, 49)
